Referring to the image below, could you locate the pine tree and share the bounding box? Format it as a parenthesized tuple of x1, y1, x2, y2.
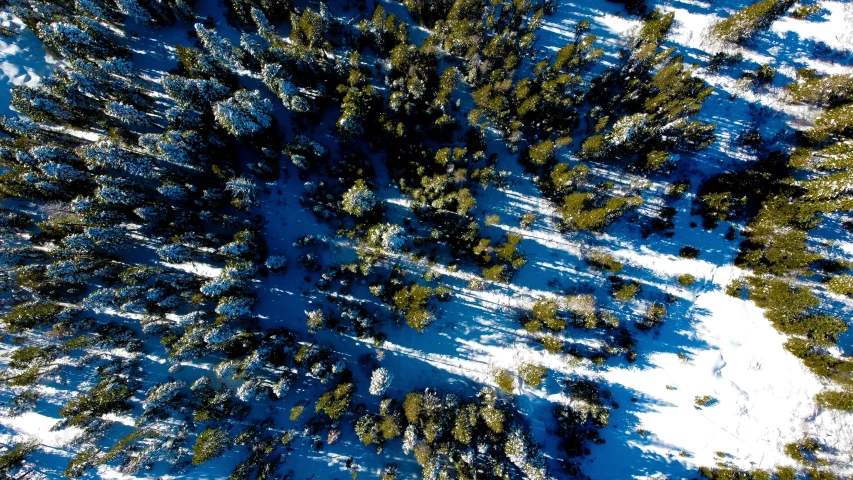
(214, 90, 274, 138)
(369, 367, 393, 396)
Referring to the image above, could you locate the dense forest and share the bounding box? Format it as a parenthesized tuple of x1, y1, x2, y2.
(0, 0, 851, 478)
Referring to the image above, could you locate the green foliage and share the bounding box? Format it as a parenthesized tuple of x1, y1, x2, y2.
(316, 380, 356, 420)
(59, 377, 132, 426)
(193, 428, 228, 465)
(755, 64, 777, 83)
(712, 0, 796, 43)
(528, 139, 556, 165)
(560, 192, 643, 231)
(787, 73, 853, 107)
(549, 163, 589, 197)
(791, 3, 822, 18)
(815, 389, 853, 411)
(540, 335, 564, 354)
(518, 363, 546, 388)
(494, 369, 514, 394)
(403, 392, 423, 424)
(393, 284, 440, 332)
(482, 264, 508, 283)
(677, 274, 695, 286)
(784, 437, 821, 464)
(698, 466, 772, 480)
(611, 278, 641, 301)
(289, 6, 329, 50)
(0, 440, 36, 474)
(748, 277, 846, 346)
(1, 301, 65, 332)
(679, 246, 700, 258)
(586, 250, 623, 273)
(637, 303, 665, 330)
(805, 103, 853, 143)
(826, 274, 853, 296)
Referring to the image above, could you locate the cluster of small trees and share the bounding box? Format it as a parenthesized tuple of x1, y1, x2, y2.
(355, 387, 550, 480)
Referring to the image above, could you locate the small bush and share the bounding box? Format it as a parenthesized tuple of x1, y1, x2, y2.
(611, 278, 641, 301)
(790, 3, 821, 19)
(815, 390, 853, 411)
(756, 64, 777, 83)
(519, 213, 536, 229)
(518, 363, 547, 388)
(637, 303, 665, 330)
(712, 0, 796, 43)
(494, 369, 514, 394)
(540, 335, 564, 354)
(677, 274, 695, 286)
(726, 279, 745, 297)
(679, 246, 700, 258)
(665, 180, 691, 198)
(193, 428, 228, 465)
(586, 250, 623, 272)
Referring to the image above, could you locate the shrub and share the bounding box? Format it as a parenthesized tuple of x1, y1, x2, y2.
(679, 246, 700, 258)
(494, 369, 514, 394)
(611, 278, 641, 301)
(638, 303, 665, 330)
(726, 279, 745, 297)
(528, 139, 556, 165)
(193, 428, 228, 465)
(756, 64, 777, 83)
(677, 274, 695, 286)
(712, 0, 796, 43)
(783, 437, 821, 464)
(586, 250, 624, 272)
(518, 363, 547, 388)
(482, 264, 507, 283)
(0, 440, 37, 472)
(815, 390, 853, 411)
(2, 302, 65, 332)
(826, 274, 853, 296)
(540, 335, 564, 354)
(519, 213, 536, 229)
(561, 192, 643, 231)
(316, 381, 356, 420)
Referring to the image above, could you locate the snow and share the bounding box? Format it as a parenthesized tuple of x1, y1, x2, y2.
(2, 0, 853, 478)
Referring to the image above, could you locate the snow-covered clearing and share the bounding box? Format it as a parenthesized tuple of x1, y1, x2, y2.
(1, 0, 853, 478)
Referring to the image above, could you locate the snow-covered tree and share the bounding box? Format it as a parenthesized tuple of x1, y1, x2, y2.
(250, 7, 275, 39)
(306, 309, 326, 333)
(10, 86, 72, 122)
(265, 254, 288, 272)
(142, 381, 185, 413)
(162, 75, 230, 107)
(38, 21, 112, 59)
(200, 275, 243, 297)
(225, 176, 260, 207)
(368, 223, 404, 250)
(342, 179, 378, 217)
(114, 0, 151, 23)
(214, 90, 274, 138)
(80, 140, 156, 178)
(369, 367, 393, 396)
(157, 243, 192, 263)
(215, 295, 255, 318)
(195, 24, 244, 69)
(106, 101, 147, 125)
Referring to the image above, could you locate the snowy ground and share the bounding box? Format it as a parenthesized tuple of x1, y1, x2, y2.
(1, 0, 853, 478)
